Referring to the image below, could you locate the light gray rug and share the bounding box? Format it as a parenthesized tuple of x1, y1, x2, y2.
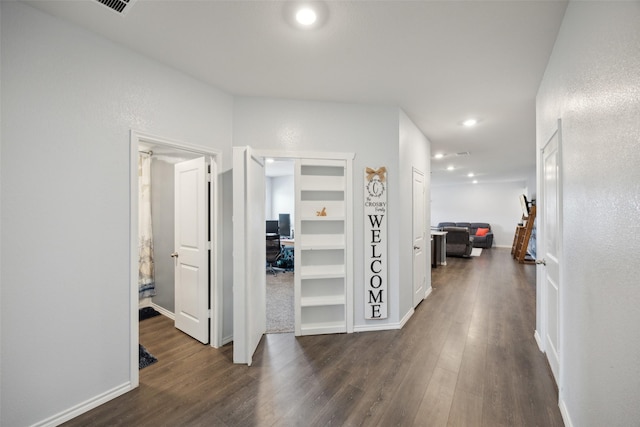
(470, 248, 483, 257)
(266, 271, 294, 333)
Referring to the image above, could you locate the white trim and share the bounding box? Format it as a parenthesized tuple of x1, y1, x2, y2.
(345, 156, 354, 333)
(353, 307, 415, 333)
(559, 397, 574, 427)
(534, 329, 544, 352)
(151, 302, 175, 320)
(30, 382, 132, 427)
(221, 333, 234, 346)
(398, 306, 415, 328)
(253, 149, 355, 161)
(129, 134, 140, 388)
(423, 286, 432, 301)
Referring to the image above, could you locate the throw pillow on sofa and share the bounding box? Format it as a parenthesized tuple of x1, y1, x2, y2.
(475, 227, 490, 237)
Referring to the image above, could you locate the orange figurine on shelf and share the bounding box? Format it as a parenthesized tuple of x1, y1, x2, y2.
(316, 207, 327, 216)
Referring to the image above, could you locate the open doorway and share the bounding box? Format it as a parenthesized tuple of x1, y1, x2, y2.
(265, 158, 295, 333)
(130, 131, 222, 386)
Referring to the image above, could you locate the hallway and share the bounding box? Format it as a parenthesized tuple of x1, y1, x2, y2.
(64, 248, 562, 426)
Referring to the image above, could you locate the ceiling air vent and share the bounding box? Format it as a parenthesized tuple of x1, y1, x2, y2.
(455, 151, 470, 156)
(95, 0, 137, 15)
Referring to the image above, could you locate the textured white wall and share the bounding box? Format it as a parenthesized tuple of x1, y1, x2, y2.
(233, 97, 407, 326)
(0, 3, 233, 426)
(536, 2, 640, 425)
(431, 181, 526, 247)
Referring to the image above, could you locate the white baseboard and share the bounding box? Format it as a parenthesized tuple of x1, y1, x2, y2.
(221, 334, 233, 346)
(534, 330, 544, 352)
(151, 302, 175, 320)
(354, 308, 414, 333)
(138, 296, 152, 308)
(30, 382, 132, 427)
(399, 307, 415, 329)
(559, 397, 574, 427)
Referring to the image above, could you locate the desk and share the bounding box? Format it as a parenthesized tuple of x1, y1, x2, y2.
(280, 238, 294, 247)
(430, 231, 447, 267)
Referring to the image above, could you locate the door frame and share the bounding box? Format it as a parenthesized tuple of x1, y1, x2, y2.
(129, 130, 222, 387)
(232, 148, 354, 362)
(254, 149, 355, 335)
(412, 167, 427, 307)
(535, 119, 563, 385)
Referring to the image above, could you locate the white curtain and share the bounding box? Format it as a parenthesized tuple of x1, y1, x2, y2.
(138, 153, 156, 298)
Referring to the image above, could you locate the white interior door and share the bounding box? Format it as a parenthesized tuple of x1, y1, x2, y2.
(412, 169, 426, 307)
(542, 125, 561, 382)
(232, 146, 266, 365)
(174, 157, 210, 344)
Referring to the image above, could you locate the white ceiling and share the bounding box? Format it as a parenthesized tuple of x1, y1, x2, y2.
(25, 0, 568, 185)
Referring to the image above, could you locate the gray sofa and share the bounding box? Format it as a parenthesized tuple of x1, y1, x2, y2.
(437, 222, 494, 248)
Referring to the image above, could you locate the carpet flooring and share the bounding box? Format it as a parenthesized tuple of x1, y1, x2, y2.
(266, 271, 294, 333)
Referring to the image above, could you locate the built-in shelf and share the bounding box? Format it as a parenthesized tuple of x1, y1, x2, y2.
(295, 157, 349, 337)
(299, 323, 346, 335)
(300, 216, 346, 222)
(299, 175, 345, 191)
(299, 264, 345, 279)
(300, 295, 345, 307)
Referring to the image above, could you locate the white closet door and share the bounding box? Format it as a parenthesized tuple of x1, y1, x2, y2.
(232, 146, 266, 365)
(174, 157, 210, 344)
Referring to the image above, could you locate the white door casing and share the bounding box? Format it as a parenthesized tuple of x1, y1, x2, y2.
(232, 146, 266, 365)
(412, 169, 426, 307)
(174, 157, 210, 344)
(541, 122, 562, 383)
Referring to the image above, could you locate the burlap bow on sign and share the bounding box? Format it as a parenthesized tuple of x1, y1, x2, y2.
(366, 166, 387, 182)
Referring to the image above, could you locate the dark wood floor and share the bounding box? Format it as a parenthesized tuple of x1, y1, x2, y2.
(64, 248, 562, 426)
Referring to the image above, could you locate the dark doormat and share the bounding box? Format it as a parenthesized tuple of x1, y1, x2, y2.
(139, 306, 161, 321)
(139, 344, 157, 369)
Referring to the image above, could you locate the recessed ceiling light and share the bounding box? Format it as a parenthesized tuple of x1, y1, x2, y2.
(296, 7, 317, 25)
(462, 118, 478, 127)
(473, 180, 478, 184)
(467, 172, 474, 177)
(446, 166, 454, 171)
(285, 2, 328, 30)
(434, 153, 444, 159)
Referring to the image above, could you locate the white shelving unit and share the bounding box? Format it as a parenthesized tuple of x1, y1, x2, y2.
(294, 158, 351, 336)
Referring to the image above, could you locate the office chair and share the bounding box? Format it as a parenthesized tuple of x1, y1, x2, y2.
(266, 234, 285, 275)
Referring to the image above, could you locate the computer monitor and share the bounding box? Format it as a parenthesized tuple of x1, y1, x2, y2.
(278, 213, 291, 237)
(266, 220, 279, 234)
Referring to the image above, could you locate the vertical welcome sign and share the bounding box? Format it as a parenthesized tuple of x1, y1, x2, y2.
(364, 166, 387, 319)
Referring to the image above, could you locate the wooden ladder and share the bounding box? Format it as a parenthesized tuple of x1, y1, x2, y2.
(511, 205, 536, 264)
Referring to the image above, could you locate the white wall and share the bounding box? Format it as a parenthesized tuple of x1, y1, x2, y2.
(0, 3, 233, 426)
(233, 97, 409, 327)
(536, 2, 640, 425)
(399, 110, 431, 316)
(270, 175, 295, 235)
(265, 177, 273, 221)
(431, 181, 526, 247)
